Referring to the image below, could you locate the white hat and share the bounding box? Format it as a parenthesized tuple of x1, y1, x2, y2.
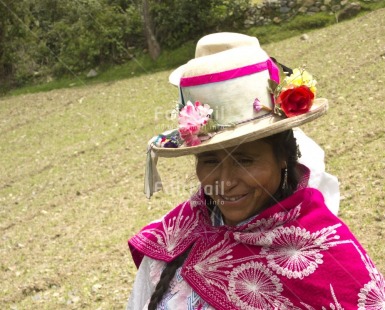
(150, 32, 327, 157)
(145, 32, 327, 197)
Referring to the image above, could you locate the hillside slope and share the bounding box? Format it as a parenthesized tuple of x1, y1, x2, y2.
(264, 7, 385, 266)
(0, 8, 384, 309)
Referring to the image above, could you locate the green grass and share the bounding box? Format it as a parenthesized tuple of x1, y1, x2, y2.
(247, 13, 335, 44)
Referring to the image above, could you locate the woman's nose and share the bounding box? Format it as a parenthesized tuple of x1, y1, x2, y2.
(217, 164, 237, 191)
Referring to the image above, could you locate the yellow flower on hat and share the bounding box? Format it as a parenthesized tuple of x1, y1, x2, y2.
(284, 68, 317, 94)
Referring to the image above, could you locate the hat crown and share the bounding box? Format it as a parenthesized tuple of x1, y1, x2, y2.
(180, 41, 278, 124)
(185, 45, 269, 76)
(195, 32, 260, 58)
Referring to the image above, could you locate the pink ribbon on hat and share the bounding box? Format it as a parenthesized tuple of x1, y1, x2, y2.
(180, 58, 280, 87)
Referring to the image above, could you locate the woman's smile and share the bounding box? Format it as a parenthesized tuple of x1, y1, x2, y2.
(218, 193, 248, 204)
(196, 139, 285, 226)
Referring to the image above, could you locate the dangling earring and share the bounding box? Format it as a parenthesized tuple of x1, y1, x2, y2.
(282, 167, 288, 190)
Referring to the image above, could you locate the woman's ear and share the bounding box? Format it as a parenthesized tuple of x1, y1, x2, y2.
(281, 160, 287, 169)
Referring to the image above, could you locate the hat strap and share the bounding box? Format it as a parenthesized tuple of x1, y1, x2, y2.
(180, 58, 280, 88)
(144, 146, 162, 198)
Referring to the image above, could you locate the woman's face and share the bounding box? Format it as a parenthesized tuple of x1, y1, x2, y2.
(196, 139, 285, 226)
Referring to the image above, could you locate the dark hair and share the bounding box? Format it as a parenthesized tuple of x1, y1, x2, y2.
(147, 129, 300, 308)
(147, 250, 190, 310)
(262, 129, 301, 203)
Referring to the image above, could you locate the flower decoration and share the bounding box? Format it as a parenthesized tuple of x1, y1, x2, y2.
(178, 101, 214, 146)
(253, 98, 262, 112)
(269, 68, 317, 118)
(153, 130, 181, 148)
(284, 68, 317, 93)
(277, 85, 314, 117)
(253, 98, 273, 113)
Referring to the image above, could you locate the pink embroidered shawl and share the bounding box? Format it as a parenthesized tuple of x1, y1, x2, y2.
(129, 187, 385, 309)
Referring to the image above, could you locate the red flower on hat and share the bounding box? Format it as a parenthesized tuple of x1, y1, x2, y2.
(276, 85, 314, 117)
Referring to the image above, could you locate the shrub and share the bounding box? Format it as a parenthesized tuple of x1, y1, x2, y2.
(285, 14, 334, 31)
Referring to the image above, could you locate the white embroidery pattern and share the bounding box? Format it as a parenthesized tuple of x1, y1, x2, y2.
(358, 254, 385, 309)
(192, 238, 238, 290)
(261, 224, 342, 279)
(228, 261, 296, 309)
(141, 201, 199, 253)
(234, 205, 302, 247)
(134, 189, 385, 309)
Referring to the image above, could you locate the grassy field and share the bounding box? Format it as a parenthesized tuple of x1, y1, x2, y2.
(1, 8, 384, 309)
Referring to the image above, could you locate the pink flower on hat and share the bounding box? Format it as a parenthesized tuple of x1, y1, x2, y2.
(253, 98, 262, 112)
(178, 101, 213, 146)
(253, 97, 272, 113)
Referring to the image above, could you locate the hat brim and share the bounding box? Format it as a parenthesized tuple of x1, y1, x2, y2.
(168, 64, 185, 86)
(151, 98, 328, 158)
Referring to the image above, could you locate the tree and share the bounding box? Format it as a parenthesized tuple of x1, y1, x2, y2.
(141, 0, 161, 60)
(0, 0, 254, 92)
(0, 0, 39, 89)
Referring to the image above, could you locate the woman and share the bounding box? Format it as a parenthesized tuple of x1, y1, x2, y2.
(127, 33, 385, 309)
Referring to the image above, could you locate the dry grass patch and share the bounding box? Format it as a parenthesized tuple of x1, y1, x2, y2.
(1, 9, 384, 309)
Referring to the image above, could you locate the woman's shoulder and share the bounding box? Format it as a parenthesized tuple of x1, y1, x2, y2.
(128, 194, 208, 268)
(269, 187, 359, 242)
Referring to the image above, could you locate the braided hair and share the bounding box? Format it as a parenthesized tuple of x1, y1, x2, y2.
(147, 250, 190, 310)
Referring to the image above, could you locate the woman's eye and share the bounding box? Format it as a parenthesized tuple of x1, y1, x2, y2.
(236, 158, 253, 165)
(197, 156, 219, 165)
(203, 159, 219, 165)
